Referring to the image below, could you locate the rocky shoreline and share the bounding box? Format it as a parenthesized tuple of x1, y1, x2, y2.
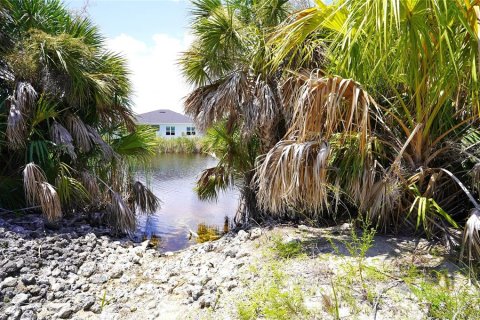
(0, 214, 137, 319)
(0, 213, 262, 319)
(1, 213, 479, 320)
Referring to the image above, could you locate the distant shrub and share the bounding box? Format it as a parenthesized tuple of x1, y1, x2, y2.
(156, 137, 205, 154)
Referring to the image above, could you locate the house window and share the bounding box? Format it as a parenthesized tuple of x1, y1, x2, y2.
(166, 126, 175, 136)
(186, 126, 196, 136)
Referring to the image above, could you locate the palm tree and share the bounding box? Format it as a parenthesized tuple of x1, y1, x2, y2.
(257, 0, 480, 259)
(0, 0, 159, 233)
(195, 122, 259, 223)
(180, 0, 292, 223)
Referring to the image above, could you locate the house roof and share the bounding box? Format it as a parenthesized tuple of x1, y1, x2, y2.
(136, 109, 193, 125)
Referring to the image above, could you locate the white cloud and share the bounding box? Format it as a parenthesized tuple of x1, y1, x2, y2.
(107, 33, 193, 115)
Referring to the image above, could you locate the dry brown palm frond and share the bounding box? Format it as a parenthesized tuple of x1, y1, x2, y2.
(132, 181, 160, 214)
(255, 139, 331, 215)
(79, 171, 101, 201)
(23, 163, 62, 221)
(85, 124, 117, 161)
(247, 78, 279, 130)
(15, 82, 37, 111)
(282, 72, 380, 151)
(461, 209, 480, 262)
(245, 77, 281, 149)
(256, 73, 384, 218)
(471, 163, 480, 194)
(105, 103, 136, 132)
(6, 100, 26, 148)
(65, 114, 92, 152)
(50, 121, 76, 159)
(184, 71, 248, 131)
(23, 162, 47, 205)
(6, 82, 37, 148)
(106, 191, 136, 233)
(360, 172, 402, 229)
(38, 182, 62, 221)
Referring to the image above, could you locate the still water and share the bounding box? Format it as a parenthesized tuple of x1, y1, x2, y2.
(135, 154, 239, 251)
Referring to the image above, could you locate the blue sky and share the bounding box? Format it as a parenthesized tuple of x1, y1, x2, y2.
(66, 0, 193, 114)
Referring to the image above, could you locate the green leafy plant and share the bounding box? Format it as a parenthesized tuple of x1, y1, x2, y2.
(272, 236, 304, 259)
(237, 266, 309, 320)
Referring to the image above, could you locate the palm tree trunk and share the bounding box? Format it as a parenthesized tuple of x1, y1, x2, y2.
(235, 171, 262, 225)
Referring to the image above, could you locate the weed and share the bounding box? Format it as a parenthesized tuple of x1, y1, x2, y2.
(271, 236, 303, 259)
(14, 210, 24, 218)
(343, 220, 376, 258)
(99, 290, 110, 311)
(248, 264, 259, 275)
(402, 267, 480, 319)
(0, 240, 8, 249)
(237, 267, 309, 320)
(328, 279, 340, 319)
(342, 220, 376, 289)
(323, 222, 385, 316)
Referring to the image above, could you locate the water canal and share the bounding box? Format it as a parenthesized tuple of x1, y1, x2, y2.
(135, 154, 239, 251)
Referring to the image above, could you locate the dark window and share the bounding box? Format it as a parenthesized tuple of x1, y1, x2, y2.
(166, 126, 175, 136)
(186, 126, 196, 136)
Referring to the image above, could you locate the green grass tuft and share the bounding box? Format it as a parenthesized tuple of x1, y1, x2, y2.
(404, 267, 480, 319)
(237, 267, 309, 320)
(272, 237, 303, 259)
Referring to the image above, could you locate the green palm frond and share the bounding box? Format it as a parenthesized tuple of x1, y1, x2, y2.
(55, 162, 89, 207)
(196, 166, 233, 201)
(408, 184, 458, 235)
(112, 125, 158, 161)
(31, 95, 58, 127)
(27, 140, 50, 167)
(190, 0, 222, 23)
(179, 44, 213, 87)
(8, 0, 69, 34)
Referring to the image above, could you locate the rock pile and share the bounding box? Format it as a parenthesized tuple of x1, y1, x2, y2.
(0, 213, 264, 320)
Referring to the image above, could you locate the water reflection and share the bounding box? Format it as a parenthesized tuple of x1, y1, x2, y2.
(194, 216, 234, 243)
(135, 154, 239, 251)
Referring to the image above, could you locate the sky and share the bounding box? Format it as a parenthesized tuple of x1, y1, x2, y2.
(66, 0, 194, 114)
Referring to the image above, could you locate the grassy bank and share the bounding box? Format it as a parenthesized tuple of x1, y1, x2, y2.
(156, 137, 205, 154)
